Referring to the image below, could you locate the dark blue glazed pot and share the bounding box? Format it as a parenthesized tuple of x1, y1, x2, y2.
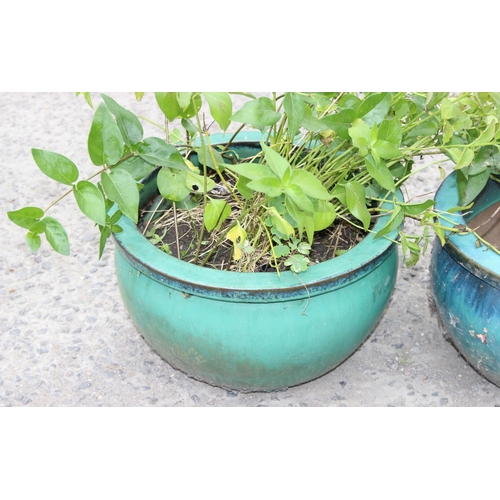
(430, 172, 500, 386)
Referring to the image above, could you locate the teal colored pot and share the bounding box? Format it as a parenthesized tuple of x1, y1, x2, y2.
(113, 133, 400, 392)
(430, 172, 500, 387)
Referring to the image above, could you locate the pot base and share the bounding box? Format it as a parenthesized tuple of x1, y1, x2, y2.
(115, 244, 398, 392)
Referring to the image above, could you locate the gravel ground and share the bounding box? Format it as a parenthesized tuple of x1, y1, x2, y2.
(2, 92, 500, 407)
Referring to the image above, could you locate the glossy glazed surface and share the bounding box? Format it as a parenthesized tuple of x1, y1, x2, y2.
(431, 172, 500, 386)
(113, 135, 401, 391)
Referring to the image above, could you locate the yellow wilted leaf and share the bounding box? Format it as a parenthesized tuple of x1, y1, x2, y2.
(226, 222, 247, 260)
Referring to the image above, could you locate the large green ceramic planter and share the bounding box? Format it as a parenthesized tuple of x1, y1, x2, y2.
(430, 172, 500, 387)
(112, 134, 401, 392)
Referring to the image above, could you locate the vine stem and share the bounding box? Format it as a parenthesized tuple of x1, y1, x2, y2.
(43, 188, 73, 213)
(192, 107, 208, 265)
(203, 131, 244, 210)
(173, 202, 181, 259)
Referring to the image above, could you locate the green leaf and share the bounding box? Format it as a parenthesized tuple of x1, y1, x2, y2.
(405, 120, 439, 139)
(204, 199, 231, 231)
(73, 181, 107, 226)
(101, 170, 139, 224)
(441, 98, 461, 120)
(345, 181, 371, 230)
(302, 106, 330, 133)
(377, 118, 402, 147)
(98, 225, 111, 260)
(137, 138, 190, 171)
(371, 140, 402, 160)
(470, 145, 500, 174)
(77, 92, 93, 108)
(26, 232, 41, 252)
(449, 147, 474, 169)
(284, 184, 314, 214)
(268, 206, 295, 238)
(29, 220, 46, 234)
(348, 119, 371, 156)
(31, 149, 79, 186)
(451, 114, 473, 133)
(306, 216, 318, 244)
(272, 244, 290, 258)
(375, 205, 404, 238)
(101, 94, 143, 147)
(194, 144, 226, 170)
(236, 176, 254, 200)
(434, 225, 447, 247)
(297, 241, 311, 255)
(399, 199, 435, 216)
(262, 143, 291, 181)
(456, 168, 491, 205)
(231, 97, 281, 130)
(313, 200, 336, 231)
(356, 93, 391, 126)
(117, 155, 155, 181)
(290, 170, 332, 200)
(180, 119, 197, 136)
(166, 93, 202, 119)
(7, 206, 44, 229)
(285, 254, 309, 273)
(321, 109, 356, 140)
(247, 176, 282, 198)
(108, 209, 123, 225)
(43, 217, 70, 255)
(331, 184, 346, 206)
(285, 197, 304, 234)
(283, 92, 305, 138)
(202, 92, 232, 131)
(155, 92, 181, 121)
(225, 162, 273, 181)
(425, 92, 449, 110)
(157, 168, 190, 202)
(88, 103, 124, 166)
(186, 170, 215, 192)
(155, 92, 202, 120)
(338, 94, 361, 110)
(471, 121, 497, 147)
(183, 94, 203, 119)
(177, 93, 193, 110)
(370, 122, 379, 144)
(364, 155, 395, 193)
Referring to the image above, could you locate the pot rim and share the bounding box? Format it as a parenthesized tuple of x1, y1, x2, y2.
(113, 132, 400, 299)
(434, 171, 500, 285)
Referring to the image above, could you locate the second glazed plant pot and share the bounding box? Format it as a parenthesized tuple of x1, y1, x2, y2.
(430, 171, 500, 387)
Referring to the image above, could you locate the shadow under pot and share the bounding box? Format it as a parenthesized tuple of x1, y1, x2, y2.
(430, 171, 500, 387)
(112, 133, 401, 392)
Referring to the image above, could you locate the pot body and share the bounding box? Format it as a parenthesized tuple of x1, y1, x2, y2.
(430, 172, 500, 386)
(113, 133, 400, 392)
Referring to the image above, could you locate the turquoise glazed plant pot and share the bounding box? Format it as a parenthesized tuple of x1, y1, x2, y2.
(430, 172, 500, 387)
(112, 134, 400, 392)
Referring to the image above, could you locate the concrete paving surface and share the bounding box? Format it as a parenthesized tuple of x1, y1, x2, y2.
(2, 92, 500, 407)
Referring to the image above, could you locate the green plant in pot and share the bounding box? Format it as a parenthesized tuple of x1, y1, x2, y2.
(426, 93, 500, 388)
(7, 91, 488, 392)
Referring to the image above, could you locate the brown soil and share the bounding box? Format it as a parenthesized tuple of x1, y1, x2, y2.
(468, 201, 500, 250)
(138, 195, 367, 273)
